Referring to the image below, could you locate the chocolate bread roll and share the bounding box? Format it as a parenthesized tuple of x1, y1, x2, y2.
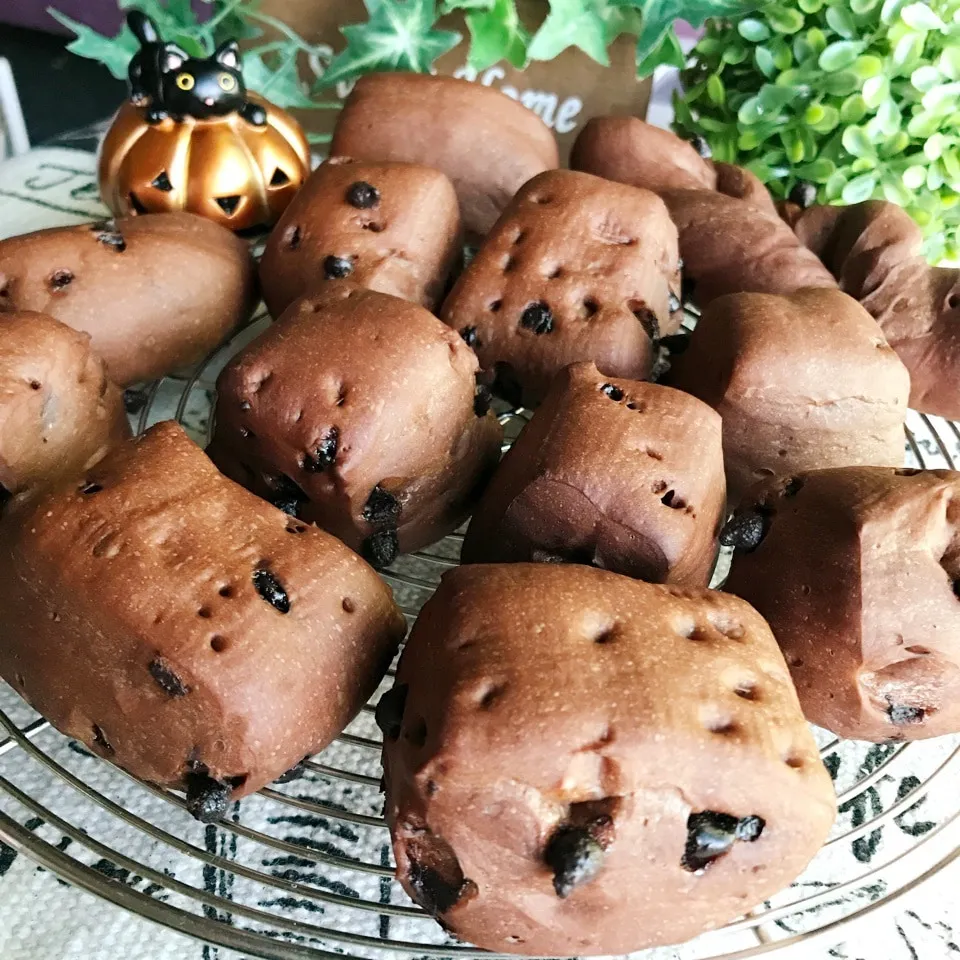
(670, 288, 909, 501)
(0, 422, 406, 816)
(259, 158, 461, 319)
(462, 362, 725, 586)
(790, 200, 960, 420)
(0, 213, 257, 385)
(381, 564, 835, 955)
(570, 117, 836, 307)
(209, 285, 502, 567)
(329, 73, 559, 237)
(440, 170, 680, 407)
(724, 468, 960, 741)
(0, 311, 129, 498)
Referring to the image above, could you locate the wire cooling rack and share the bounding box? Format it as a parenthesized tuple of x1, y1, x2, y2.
(2, 309, 960, 960)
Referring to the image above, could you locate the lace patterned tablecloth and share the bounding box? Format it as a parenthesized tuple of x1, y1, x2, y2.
(0, 147, 958, 960)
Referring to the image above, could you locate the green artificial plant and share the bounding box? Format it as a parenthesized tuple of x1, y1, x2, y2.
(675, 0, 960, 261)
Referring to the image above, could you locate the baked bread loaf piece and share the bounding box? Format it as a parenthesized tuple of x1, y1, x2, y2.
(670, 288, 909, 501)
(0, 311, 129, 498)
(570, 117, 836, 307)
(462, 362, 724, 586)
(259, 158, 461, 319)
(329, 73, 559, 237)
(380, 563, 834, 955)
(209, 285, 502, 567)
(724, 468, 960, 741)
(440, 170, 680, 407)
(0, 422, 406, 818)
(790, 200, 960, 419)
(0, 213, 256, 385)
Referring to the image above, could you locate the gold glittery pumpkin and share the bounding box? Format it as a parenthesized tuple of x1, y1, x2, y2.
(98, 94, 310, 232)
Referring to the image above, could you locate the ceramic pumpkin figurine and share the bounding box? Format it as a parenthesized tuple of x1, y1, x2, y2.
(98, 11, 310, 232)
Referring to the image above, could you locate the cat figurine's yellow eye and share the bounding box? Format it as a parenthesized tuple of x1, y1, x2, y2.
(219, 74, 237, 91)
(176, 73, 195, 90)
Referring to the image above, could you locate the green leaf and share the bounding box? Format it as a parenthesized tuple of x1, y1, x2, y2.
(771, 38, 793, 71)
(893, 31, 926, 67)
(706, 73, 726, 105)
(721, 44, 750, 64)
(755, 45, 777, 77)
(805, 27, 828, 53)
(528, 0, 611, 64)
(879, 130, 910, 156)
(842, 124, 876, 157)
(780, 128, 805, 162)
(808, 102, 840, 131)
(738, 18, 771, 41)
(441, 0, 496, 11)
(880, 0, 909, 24)
(767, 5, 805, 33)
(851, 155, 877, 172)
(825, 170, 848, 198)
(922, 82, 960, 111)
(798, 0, 823, 12)
(852, 55, 884, 79)
(940, 47, 960, 82)
(318, 0, 462, 89)
(819, 40, 865, 71)
(908, 110, 943, 138)
(825, 5, 856, 38)
(48, 9, 139, 80)
(464, 0, 530, 69)
(242, 51, 317, 108)
(876, 98, 903, 135)
(738, 95, 764, 124)
(863, 74, 891, 107)
(636, 27, 685, 76)
(925, 132, 949, 161)
(882, 177, 913, 205)
(903, 164, 927, 188)
(797, 157, 836, 181)
(850, 0, 880, 12)
(928, 164, 945, 190)
(900, 2, 945, 30)
(840, 93, 869, 123)
(821, 70, 861, 95)
(842, 171, 879, 202)
(911, 65, 943, 91)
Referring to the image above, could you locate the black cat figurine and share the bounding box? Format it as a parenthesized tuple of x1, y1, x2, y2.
(126, 10, 267, 127)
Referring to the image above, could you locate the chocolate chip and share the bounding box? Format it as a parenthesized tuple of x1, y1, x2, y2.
(682, 811, 739, 871)
(677, 258, 684, 270)
(0, 484, 10, 509)
(90, 219, 117, 233)
(123, 388, 147, 414)
(302, 427, 339, 473)
(544, 826, 605, 898)
(185, 771, 231, 822)
(459, 326, 480, 348)
(286, 225, 302, 250)
(889, 704, 925, 725)
(94, 230, 127, 252)
(323, 255, 353, 279)
(80, 482, 103, 495)
(346, 181, 380, 209)
(362, 529, 399, 570)
(520, 302, 553, 335)
(689, 134, 712, 159)
(681, 275, 697, 302)
(954, 580, 960, 600)
(633, 306, 660, 342)
(274, 757, 310, 783)
(375, 684, 409, 740)
(363, 485, 401, 526)
(783, 477, 804, 497)
(409, 862, 477, 915)
(474, 384, 492, 417)
(50, 269, 73, 290)
(668, 292, 681, 313)
(600, 383, 624, 401)
(720, 510, 768, 552)
(252, 568, 290, 614)
(268, 474, 308, 517)
(736, 815, 765, 842)
(240, 400, 252, 412)
(92, 724, 113, 754)
(789, 180, 818, 209)
(660, 333, 690, 355)
(148, 657, 189, 697)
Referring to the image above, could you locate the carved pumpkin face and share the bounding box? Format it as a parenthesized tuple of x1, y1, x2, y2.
(98, 94, 310, 231)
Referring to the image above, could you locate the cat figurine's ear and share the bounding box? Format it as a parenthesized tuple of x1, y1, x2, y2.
(214, 40, 241, 71)
(160, 44, 190, 73)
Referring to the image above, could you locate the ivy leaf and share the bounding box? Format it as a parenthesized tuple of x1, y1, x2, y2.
(47, 9, 139, 80)
(527, 0, 611, 65)
(243, 51, 318, 109)
(615, 0, 756, 68)
(464, 0, 530, 69)
(636, 27, 685, 76)
(318, 0, 462, 89)
(440, 0, 496, 11)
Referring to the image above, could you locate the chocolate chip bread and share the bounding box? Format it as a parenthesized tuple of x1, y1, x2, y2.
(724, 468, 960, 742)
(0, 213, 257, 385)
(440, 170, 680, 406)
(329, 73, 559, 237)
(380, 563, 835, 955)
(790, 199, 960, 419)
(259, 158, 461, 319)
(0, 422, 406, 817)
(209, 285, 503, 567)
(462, 362, 724, 586)
(570, 117, 836, 307)
(670, 288, 910, 501)
(0, 310, 129, 498)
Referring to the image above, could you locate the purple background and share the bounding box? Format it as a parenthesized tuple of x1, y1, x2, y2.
(0, 1, 208, 34)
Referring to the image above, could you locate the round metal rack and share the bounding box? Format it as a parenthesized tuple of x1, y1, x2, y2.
(1, 310, 959, 960)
